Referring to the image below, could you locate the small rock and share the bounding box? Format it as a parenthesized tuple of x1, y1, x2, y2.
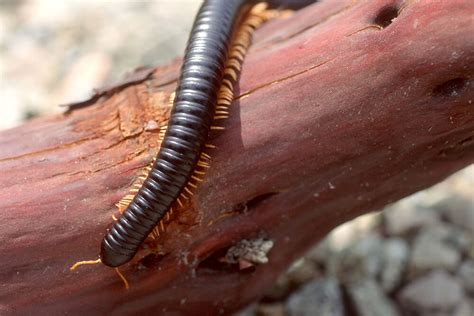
(429, 224, 470, 253)
(285, 278, 344, 316)
(379, 238, 409, 292)
(398, 270, 464, 314)
(457, 260, 474, 294)
(327, 232, 383, 282)
(384, 199, 439, 236)
(256, 303, 285, 316)
(345, 278, 399, 316)
(409, 225, 462, 275)
(437, 195, 474, 232)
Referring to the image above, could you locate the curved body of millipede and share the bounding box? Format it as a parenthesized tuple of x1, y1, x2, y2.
(100, 0, 260, 268)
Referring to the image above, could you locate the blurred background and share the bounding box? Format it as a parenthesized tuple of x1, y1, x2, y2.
(1, 1, 473, 315)
(0, 0, 200, 129)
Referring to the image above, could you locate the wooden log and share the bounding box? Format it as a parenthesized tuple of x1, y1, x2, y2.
(0, 0, 473, 314)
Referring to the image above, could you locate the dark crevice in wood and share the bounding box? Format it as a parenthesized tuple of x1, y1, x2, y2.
(373, 5, 399, 29)
(432, 77, 470, 98)
(232, 192, 280, 213)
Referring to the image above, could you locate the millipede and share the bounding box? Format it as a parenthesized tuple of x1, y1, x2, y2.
(70, 0, 293, 287)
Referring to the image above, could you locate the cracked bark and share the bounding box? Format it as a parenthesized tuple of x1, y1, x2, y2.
(0, 0, 473, 314)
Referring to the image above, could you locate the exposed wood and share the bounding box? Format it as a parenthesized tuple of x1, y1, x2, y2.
(0, 0, 473, 314)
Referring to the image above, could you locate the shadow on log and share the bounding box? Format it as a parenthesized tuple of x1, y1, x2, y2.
(0, 0, 473, 314)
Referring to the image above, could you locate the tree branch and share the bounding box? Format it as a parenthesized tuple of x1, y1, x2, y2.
(0, 0, 472, 314)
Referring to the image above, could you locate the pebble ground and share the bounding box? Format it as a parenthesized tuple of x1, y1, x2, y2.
(1, 1, 472, 315)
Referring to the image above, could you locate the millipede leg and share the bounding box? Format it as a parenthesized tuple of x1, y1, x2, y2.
(70, 258, 101, 271)
(115, 268, 129, 290)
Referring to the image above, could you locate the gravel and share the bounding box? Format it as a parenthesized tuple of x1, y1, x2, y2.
(397, 270, 464, 314)
(345, 278, 399, 316)
(2, 2, 473, 315)
(379, 238, 409, 292)
(457, 260, 474, 294)
(409, 224, 462, 275)
(285, 278, 344, 316)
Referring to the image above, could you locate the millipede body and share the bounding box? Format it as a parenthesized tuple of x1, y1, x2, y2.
(100, 0, 259, 267)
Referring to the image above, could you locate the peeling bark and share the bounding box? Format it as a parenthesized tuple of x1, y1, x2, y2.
(0, 0, 473, 314)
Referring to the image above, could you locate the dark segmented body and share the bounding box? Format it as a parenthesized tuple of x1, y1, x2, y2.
(100, 0, 253, 267)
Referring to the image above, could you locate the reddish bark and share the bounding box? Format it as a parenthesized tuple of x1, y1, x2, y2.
(0, 0, 473, 314)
